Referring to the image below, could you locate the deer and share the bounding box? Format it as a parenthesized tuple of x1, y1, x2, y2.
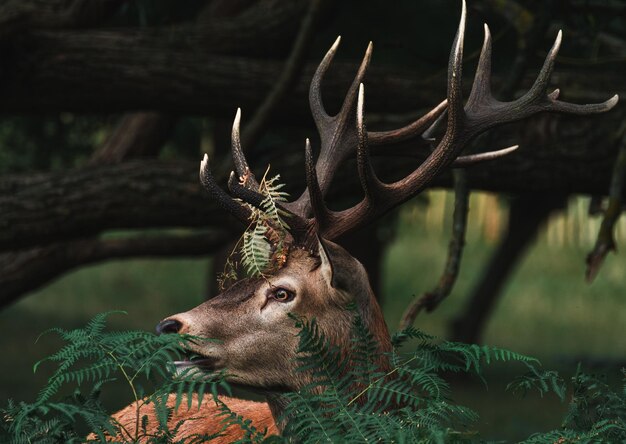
(107, 2, 618, 441)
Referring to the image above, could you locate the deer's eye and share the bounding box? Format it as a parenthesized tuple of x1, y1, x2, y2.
(270, 288, 295, 303)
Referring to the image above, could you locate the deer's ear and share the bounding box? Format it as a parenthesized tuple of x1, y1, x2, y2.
(317, 237, 351, 292)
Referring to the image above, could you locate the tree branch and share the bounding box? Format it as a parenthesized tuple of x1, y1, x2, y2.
(586, 126, 626, 282)
(0, 232, 229, 309)
(88, 112, 176, 165)
(1, 113, 624, 254)
(450, 194, 565, 344)
(399, 170, 469, 330)
(0, 107, 183, 305)
(3, 25, 621, 115)
(0, 160, 237, 252)
(0, 0, 126, 40)
(241, 0, 325, 148)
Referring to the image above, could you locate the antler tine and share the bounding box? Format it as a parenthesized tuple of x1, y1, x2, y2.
(277, 0, 618, 243)
(230, 108, 260, 190)
(368, 99, 448, 146)
(312, 0, 619, 241)
(310, 0, 473, 240)
(356, 84, 386, 204)
(463, 26, 619, 136)
(286, 38, 373, 216)
(466, 23, 492, 110)
(526, 30, 561, 102)
(304, 138, 334, 231)
(199, 155, 252, 225)
(227, 171, 265, 208)
(337, 40, 373, 119)
(309, 36, 341, 124)
(446, 0, 467, 128)
(309, 36, 372, 128)
(453, 145, 519, 166)
(382, 0, 468, 182)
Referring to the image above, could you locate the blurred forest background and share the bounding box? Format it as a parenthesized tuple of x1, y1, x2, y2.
(0, 0, 624, 441)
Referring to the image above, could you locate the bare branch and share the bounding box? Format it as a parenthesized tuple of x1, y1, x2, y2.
(399, 169, 469, 330)
(0, 160, 235, 253)
(240, 0, 326, 149)
(89, 113, 176, 165)
(450, 194, 564, 344)
(2, 112, 624, 254)
(586, 127, 626, 282)
(0, 109, 182, 306)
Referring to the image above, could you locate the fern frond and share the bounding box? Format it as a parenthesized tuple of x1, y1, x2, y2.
(259, 174, 290, 230)
(241, 223, 271, 277)
(507, 366, 566, 400)
(8, 311, 626, 443)
(391, 326, 435, 348)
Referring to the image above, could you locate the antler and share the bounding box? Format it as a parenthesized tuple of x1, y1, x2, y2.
(200, 0, 618, 245)
(281, 37, 448, 219)
(199, 36, 446, 238)
(293, 0, 618, 241)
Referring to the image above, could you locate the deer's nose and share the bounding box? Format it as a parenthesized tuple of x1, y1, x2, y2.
(156, 318, 183, 335)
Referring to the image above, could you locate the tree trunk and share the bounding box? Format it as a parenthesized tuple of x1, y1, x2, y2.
(0, 161, 238, 251)
(449, 194, 565, 344)
(2, 24, 622, 115)
(88, 112, 176, 165)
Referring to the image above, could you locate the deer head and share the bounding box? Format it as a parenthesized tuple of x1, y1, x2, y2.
(155, 0, 617, 394)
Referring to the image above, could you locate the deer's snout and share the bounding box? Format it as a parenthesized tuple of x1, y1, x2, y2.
(155, 318, 184, 335)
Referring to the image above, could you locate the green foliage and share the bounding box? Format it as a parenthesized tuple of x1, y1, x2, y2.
(279, 316, 625, 443)
(241, 224, 272, 279)
(520, 367, 626, 443)
(0, 116, 104, 174)
(279, 314, 545, 442)
(240, 171, 290, 278)
(221, 170, 290, 286)
(256, 174, 290, 232)
(2, 312, 624, 443)
(0, 312, 244, 443)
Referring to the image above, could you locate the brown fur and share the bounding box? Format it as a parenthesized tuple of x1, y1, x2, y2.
(91, 394, 277, 442)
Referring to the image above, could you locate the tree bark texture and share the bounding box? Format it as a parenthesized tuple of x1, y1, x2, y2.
(2, 25, 622, 115)
(0, 161, 237, 252)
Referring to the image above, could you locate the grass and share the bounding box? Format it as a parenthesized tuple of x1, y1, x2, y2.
(1, 199, 625, 441)
(384, 211, 626, 359)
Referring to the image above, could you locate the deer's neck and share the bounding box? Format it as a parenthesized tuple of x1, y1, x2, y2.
(264, 392, 291, 432)
(263, 289, 393, 432)
(355, 282, 394, 373)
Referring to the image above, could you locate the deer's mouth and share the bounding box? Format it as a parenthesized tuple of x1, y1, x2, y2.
(172, 351, 220, 374)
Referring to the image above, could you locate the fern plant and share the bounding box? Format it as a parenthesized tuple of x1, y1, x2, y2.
(0, 312, 257, 443)
(2, 311, 625, 443)
(241, 223, 272, 278)
(519, 367, 626, 443)
(278, 314, 554, 443)
(218, 168, 291, 288)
